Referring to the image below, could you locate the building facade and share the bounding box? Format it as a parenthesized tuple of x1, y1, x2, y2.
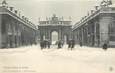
(38, 14, 72, 44)
(73, 6, 115, 47)
(0, 1, 38, 48)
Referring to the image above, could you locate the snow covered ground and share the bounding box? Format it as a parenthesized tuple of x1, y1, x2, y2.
(0, 44, 115, 73)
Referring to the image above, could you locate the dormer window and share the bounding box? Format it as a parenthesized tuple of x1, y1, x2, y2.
(2, 0, 8, 7)
(14, 10, 18, 14)
(9, 7, 14, 11)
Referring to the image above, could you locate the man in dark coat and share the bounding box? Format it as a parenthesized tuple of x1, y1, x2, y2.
(58, 40, 62, 49)
(103, 43, 108, 50)
(71, 40, 75, 50)
(48, 40, 51, 49)
(68, 40, 71, 49)
(40, 40, 44, 50)
(79, 41, 82, 47)
(43, 40, 47, 49)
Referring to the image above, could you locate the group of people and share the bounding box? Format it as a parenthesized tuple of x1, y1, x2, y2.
(67, 39, 75, 50)
(103, 43, 108, 50)
(56, 40, 64, 49)
(40, 40, 51, 49)
(40, 40, 64, 49)
(40, 39, 108, 51)
(40, 39, 76, 50)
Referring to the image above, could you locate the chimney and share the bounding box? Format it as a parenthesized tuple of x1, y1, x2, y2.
(91, 10, 94, 14)
(46, 17, 48, 21)
(81, 17, 84, 21)
(87, 12, 90, 16)
(95, 6, 99, 10)
(14, 10, 18, 14)
(9, 7, 14, 11)
(18, 11, 21, 17)
(22, 16, 24, 18)
(24, 17, 26, 20)
(26, 19, 29, 22)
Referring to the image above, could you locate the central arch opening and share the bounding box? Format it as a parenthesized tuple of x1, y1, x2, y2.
(64, 35, 67, 44)
(51, 31, 58, 44)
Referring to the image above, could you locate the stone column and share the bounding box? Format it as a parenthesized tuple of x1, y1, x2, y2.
(78, 30, 80, 43)
(49, 31, 51, 41)
(94, 22, 97, 46)
(48, 30, 50, 40)
(99, 16, 113, 46)
(12, 21, 15, 48)
(74, 30, 77, 44)
(40, 29, 43, 41)
(87, 24, 91, 46)
(18, 25, 21, 46)
(45, 27, 48, 40)
(81, 28, 84, 44)
(0, 15, 2, 48)
(58, 29, 61, 40)
(84, 27, 87, 45)
(85, 26, 88, 45)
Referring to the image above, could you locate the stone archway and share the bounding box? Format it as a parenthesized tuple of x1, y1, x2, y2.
(38, 14, 72, 45)
(51, 31, 58, 44)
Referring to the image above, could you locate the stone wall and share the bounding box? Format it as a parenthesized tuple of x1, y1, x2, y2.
(0, 14, 2, 48)
(99, 14, 113, 47)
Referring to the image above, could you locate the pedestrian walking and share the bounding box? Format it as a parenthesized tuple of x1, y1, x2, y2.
(58, 40, 62, 49)
(68, 40, 72, 49)
(44, 40, 47, 49)
(79, 41, 82, 47)
(48, 40, 51, 49)
(103, 43, 108, 50)
(40, 40, 44, 50)
(71, 40, 75, 50)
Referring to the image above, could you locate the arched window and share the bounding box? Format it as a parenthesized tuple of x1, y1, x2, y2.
(51, 31, 58, 44)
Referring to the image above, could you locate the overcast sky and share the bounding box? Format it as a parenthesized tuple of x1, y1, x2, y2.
(1, 0, 115, 25)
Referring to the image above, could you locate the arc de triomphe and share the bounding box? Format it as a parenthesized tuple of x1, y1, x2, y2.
(38, 14, 72, 44)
